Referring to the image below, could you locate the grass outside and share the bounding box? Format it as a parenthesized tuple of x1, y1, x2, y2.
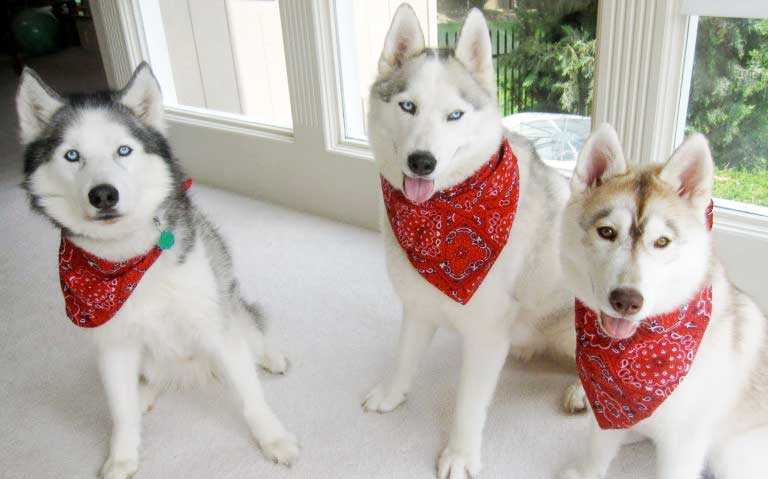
(714, 167, 768, 207)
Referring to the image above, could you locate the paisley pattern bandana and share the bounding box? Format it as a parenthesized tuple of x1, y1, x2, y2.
(57, 179, 192, 328)
(575, 200, 715, 429)
(59, 238, 162, 328)
(381, 138, 520, 305)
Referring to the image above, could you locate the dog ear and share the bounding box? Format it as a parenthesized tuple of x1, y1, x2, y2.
(571, 123, 627, 194)
(378, 4, 425, 75)
(119, 62, 165, 131)
(659, 134, 713, 211)
(16, 68, 63, 144)
(455, 9, 495, 96)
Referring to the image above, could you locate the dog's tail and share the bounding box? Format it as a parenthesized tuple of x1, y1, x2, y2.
(709, 424, 768, 479)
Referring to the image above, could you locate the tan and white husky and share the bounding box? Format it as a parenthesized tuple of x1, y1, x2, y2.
(559, 124, 768, 479)
(363, 5, 585, 478)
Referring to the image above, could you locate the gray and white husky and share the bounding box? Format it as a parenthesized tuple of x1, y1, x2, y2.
(559, 124, 768, 479)
(17, 64, 299, 478)
(363, 6, 585, 478)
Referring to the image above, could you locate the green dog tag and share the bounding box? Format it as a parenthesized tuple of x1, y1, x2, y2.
(157, 230, 175, 250)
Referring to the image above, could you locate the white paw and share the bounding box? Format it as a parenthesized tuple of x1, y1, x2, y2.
(362, 384, 406, 413)
(437, 445, 481, 479)
(259, 433, 300, 466)
(99, 456, 138, 479)
(558, 465, 602, 479)
(562, 381, 588, 414)
(259, 349, 289, 375)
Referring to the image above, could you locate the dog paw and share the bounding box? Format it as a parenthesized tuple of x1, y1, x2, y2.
(362, 384, 406, 413)
(437, 445, 481, 479)
(259, 349, 289, 375)
(558, 466, 603, 479)
(562, 381, 587, 414)
(259, 433, 300, 466)
(99, 456, 138, 479)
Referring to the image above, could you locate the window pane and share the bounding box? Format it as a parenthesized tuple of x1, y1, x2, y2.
(138, 0, 292, 128)
(334, 0, 598, 164)
(684, 16, 768, 208)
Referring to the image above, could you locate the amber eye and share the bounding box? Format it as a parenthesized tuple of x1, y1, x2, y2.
(654, 236, 671, 249)
(597, 226, 617, 241)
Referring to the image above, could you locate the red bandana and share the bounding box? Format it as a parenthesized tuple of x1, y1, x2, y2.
(381, 138, 520, 304)
(59, 237, 162, 328)
(57, 179, 192, 328)
(575, 201, 715, 429)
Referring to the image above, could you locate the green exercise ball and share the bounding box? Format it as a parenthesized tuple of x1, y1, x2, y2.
(12, 8, 62, 57)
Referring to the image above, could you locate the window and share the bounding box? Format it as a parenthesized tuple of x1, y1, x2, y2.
(137, 0, 292, 128)
(679, 1, 768, 213)
(333, 0, 598, 167)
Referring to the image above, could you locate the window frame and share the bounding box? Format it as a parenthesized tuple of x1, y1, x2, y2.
(674, 10, 768, 219)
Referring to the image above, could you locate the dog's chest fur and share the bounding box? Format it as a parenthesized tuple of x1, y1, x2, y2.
(86, 231, 224, 365)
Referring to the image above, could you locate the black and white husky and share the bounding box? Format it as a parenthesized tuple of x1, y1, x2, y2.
(363, 6, 585, 478)
(17, 64, 298, 478)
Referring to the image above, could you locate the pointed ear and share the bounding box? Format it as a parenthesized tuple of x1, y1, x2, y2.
(119, 62, 165, 131)
(454, 9, 494, 96)
(659, 134, 713, 210)
(378, 4, 425, 75)
(571, 123, 627, 194)
(16, 68, 63, 144)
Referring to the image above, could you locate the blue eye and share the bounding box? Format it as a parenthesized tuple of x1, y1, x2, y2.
(447, 110, 464, 121)
(64, 150, 80, 162)
(398, 101, 417, 115)
(117, 145, 133, 157)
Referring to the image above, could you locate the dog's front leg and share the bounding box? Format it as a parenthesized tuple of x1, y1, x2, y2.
(437, 329, 511, 479)
(363, 311, 437, 413)
(559, 423, 627, 479)
(212, 334, 299, 465)
(97, 343, 142, 479)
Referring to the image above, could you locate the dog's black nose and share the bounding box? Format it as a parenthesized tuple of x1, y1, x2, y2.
(88, 184, 119, 210)
(609, 288, 644, 315)
(407, 151, 437, 176)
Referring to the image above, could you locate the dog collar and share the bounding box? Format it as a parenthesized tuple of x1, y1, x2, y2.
(575, 201, 714, 429)
(381, 138, 520, 304)
(58, 178, 192, 328)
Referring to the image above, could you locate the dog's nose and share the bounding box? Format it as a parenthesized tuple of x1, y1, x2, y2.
(609, 288, 644, 315)
(407, 151, 437, 176)
(88, 184, 119, 210)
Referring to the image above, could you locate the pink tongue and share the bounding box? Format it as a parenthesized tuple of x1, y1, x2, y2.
(403, 176, 435, 203)
(600, 313, 638, 340)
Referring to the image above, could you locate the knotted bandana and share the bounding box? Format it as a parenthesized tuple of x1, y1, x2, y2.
(576, 201, 715, 429)
(381, 138, 520, 304)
